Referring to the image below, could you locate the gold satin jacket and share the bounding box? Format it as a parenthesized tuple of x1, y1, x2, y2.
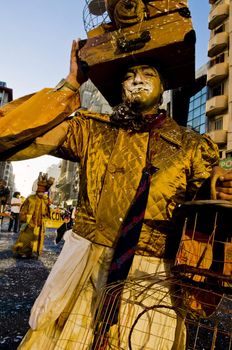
(0, 89, 219, 258)
(20, 194, 50, 227)
(56, 110, 219, 258)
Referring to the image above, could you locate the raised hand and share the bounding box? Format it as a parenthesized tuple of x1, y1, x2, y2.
(66, 39, 88, 89)
(211, 166, 232, 201)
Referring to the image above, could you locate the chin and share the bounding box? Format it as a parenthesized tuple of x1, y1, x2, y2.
(130, 97, 149, 111)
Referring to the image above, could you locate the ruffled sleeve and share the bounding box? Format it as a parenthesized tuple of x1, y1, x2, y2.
(0, 88, 80, 158)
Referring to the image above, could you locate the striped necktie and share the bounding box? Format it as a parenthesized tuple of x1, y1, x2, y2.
(92, 164, 159, 349)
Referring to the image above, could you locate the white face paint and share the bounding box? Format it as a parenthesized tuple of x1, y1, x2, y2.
(122, 65, 163, 112)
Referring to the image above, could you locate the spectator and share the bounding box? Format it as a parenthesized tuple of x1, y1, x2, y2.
(55, 211, 73, 244)
(0, 179, 10, 213)
(8, 191, 21, 233)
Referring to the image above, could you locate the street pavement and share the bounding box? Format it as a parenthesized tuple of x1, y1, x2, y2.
(0, 218, 63, 350)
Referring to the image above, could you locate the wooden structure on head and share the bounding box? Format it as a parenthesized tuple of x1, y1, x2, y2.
(80, 0, 196, 107)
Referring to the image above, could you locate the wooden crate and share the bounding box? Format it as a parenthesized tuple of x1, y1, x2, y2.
(106, 0, 189, 24)
(79, 10, 195, 106)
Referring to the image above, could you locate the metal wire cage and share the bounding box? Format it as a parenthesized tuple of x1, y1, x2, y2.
(88, 200, 232, 349)
(32, 200, 232, 349)
(172, 200, 232, 289)
(82, 0, 190, 33)
(83, 0, 110, 33)
(90, 274, 232, 350)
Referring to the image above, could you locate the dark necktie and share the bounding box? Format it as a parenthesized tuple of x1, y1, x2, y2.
(92, 164, 159, 349)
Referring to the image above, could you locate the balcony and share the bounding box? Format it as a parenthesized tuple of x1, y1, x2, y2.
(208, 32, 229, 57)
(209, 4, 229, 30)
(206, 95, 228, 117)
(207, 129, 227, 144)
(207, 62, 229, 86)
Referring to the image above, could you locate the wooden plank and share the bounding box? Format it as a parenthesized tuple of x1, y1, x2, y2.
(80, 12, 195, 106)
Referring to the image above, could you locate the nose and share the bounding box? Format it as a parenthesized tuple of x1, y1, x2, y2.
(133, 71, 143, 84)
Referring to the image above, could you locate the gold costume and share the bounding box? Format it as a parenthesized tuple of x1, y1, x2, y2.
(13, 194, 50, 257)
(0, 89, 219, 349)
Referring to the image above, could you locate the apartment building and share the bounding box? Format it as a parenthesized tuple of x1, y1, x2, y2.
(56, 160, 80, 207)
(206, 0, 231, 159)
(0, 81, 14, 193)
(187, 65, 208, 134)
(0, 81, 12, 106)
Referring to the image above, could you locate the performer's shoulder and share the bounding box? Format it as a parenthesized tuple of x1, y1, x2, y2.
(73, 108, 111, 124)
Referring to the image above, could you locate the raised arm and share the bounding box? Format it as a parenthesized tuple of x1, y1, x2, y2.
(65, 39, 88, 91)
(0, 39, 87, 160)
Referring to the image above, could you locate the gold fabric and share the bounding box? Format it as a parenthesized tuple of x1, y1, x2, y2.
(0, 89, 219, 349)
(0, 88, 80, 157)
(56, 110, 219, 258)
(0, 90, 219, 258)
(13, 194, 50, 257)
(19, 244, 186, 350)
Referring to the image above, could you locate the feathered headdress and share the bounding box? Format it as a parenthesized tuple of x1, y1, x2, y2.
(36, 172, 54, 193)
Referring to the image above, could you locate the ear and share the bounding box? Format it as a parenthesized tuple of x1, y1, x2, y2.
(160, 81, 164, 95)
(159, 83, 164, 105)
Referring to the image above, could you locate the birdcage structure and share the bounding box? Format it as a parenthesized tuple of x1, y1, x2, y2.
(20, 270, 232, 349)
(83, 0, 110, 33)
(35, 202, 232, 349)
(171, 199, 232, 349)
(86, 272, 232, 349)
(82, 200, 232, 349)
(172, 200, 232, 293)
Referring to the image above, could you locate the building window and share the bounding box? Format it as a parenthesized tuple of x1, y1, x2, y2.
(188, 85, 207, 134)
(215, 117, 223, 130)
(214, 24, 224, 35)
(215, 53, 225, 64)
(209, 53, 225, 68)
(208, 117, 223, 131)
(210, 83, 224, 98)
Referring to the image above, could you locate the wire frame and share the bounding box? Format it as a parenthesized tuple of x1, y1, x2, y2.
(39, 267, 231, 348)
(83, 0, 110, 33)
(37, 200, 231, 349)
(173, 200, 232, 291)
(89, 274, 232, 349)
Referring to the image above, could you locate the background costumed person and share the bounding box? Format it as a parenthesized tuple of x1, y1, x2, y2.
(12, 173, 54, 259)
(0, 39, 232, 349)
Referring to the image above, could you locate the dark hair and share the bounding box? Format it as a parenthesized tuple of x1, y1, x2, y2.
(13, 191, 20, 197)
(0, 179, 7, 186)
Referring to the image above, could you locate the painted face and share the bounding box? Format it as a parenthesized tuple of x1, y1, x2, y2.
(122, 65, 163, 111)
(36, 192, 44, 198)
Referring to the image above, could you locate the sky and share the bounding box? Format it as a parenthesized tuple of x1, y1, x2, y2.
(1, 0, 211, 197)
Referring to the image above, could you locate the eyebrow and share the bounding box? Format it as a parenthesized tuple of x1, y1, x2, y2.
(127, 66, 157, 74)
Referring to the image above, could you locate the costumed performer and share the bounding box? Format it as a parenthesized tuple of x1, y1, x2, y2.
(0, 40, 232, 349)
(12, 173, 54, 259)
